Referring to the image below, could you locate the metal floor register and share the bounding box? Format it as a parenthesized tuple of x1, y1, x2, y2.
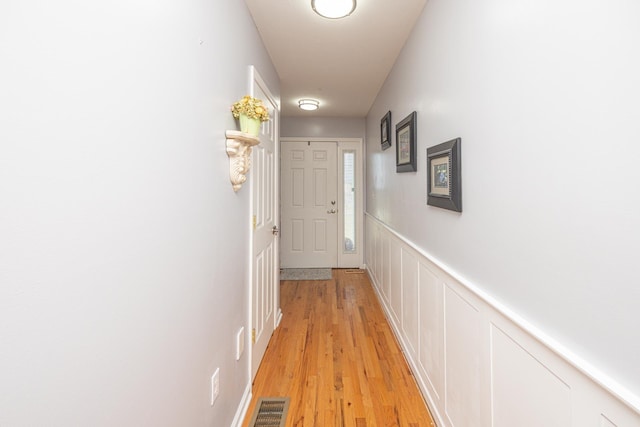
(246, 397, 290, 427)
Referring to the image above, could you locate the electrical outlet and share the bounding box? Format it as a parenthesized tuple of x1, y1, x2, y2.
(211, 368, 220, 406)
(236, 327, 245, 361)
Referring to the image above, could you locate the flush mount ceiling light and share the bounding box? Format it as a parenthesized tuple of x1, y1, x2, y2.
(298, 99, 320, 111)
(311, 0, 356, 19)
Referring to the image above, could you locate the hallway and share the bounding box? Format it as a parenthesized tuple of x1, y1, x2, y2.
(243, 269, 435, 426)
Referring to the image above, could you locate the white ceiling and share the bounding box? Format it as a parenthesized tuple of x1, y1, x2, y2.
(244, 0, 427, 117)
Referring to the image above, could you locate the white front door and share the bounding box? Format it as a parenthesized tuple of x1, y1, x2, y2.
(280, 141, 338, 268)
(249, 68, 280, 380)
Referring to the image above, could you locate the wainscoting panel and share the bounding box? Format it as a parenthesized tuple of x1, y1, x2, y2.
(374, 220, 383, 289)
(418, 263, 443, 401)
(401, 248, 419, 355)
(365, 214, 640, 427)
(382, 231, 391, 301)
(491, 324, 571, 427)
(389, 237, 402, 327)
(444, 285, 483, 426)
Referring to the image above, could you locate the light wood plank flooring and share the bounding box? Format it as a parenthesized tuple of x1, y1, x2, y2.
(242, 269, 435, 427)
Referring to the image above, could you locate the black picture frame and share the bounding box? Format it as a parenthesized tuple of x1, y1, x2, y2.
(380, 111, 391, 150)
(396, 111, 417, 172)
(427, 137, 462, 212)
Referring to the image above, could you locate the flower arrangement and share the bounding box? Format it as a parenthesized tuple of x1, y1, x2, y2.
(231, 95, 270, 122)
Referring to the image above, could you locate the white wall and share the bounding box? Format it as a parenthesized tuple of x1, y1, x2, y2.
(281, 116, 365, 138)
(366, 0, 640, 414)
(0, 1, 278, 426)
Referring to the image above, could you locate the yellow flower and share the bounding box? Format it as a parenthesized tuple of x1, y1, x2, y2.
(231, 95, 270, 122)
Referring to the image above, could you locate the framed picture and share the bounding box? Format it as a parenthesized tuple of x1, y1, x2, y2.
(380, 111, 391, 150)
(427, 137, 462, 212)
(396, 111, 417, 172)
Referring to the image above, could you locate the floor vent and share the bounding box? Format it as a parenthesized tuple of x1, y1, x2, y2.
(247, 397, 290, 427)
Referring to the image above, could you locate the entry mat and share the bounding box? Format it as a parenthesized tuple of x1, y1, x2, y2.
(280, 268, 332, 281)
(247, 397, 290, 427)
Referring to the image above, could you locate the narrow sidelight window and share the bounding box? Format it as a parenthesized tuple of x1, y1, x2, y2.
(343, 150, 356, 254)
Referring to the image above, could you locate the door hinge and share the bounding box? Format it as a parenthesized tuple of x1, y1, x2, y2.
(252, 215, 257, 230)
(251, 328, 256, 344)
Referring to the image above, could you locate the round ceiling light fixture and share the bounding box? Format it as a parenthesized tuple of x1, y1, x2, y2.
(298, 99, 320, 111)
(311, 0, 356, 19)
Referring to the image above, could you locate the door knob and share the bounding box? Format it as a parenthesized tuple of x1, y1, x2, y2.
(327, 209, 336, 214)
(272, 225, 279, 236)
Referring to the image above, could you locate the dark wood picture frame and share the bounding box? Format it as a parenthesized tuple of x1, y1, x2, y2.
(380, 111, 391, 150)
(427, 137, 462, 212)
(396, 111, 417, 172)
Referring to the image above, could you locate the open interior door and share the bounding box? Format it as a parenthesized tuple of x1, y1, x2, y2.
(249, 67, 280, 380)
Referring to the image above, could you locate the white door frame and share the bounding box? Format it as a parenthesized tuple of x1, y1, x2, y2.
(336, 139, 364, 268)
(280, 137, 364, 268)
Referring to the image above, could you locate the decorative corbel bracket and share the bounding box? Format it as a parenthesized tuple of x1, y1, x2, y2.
(225, 130, 260, 192)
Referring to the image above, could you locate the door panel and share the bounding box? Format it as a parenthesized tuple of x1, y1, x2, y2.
(281, 141, 338, 268)
(250, 69, 279, 380)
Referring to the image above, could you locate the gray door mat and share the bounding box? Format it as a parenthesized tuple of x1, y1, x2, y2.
(280, 268, 332, 281)
(247, 397, 290, 427)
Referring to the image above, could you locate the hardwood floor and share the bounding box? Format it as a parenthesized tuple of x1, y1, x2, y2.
(242, 269, 435, 427)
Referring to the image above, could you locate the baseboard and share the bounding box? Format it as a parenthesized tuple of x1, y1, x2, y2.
(230, 383, 252, 427)
(367, 267, 447, 427)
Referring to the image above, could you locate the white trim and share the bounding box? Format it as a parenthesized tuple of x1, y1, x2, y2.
(365, 212, 640, 414)
(365, 213, 640, 426)
(275, 308, 283, 328)
(280, 137, 364, 268)
(249, 66, 281, 110)
(230, 383, 252, 427)
(368, 268, 448, 427)
(337, 140, 363, 268)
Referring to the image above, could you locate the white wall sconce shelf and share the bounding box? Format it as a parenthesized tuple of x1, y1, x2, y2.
(225, 130, 260, 192)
